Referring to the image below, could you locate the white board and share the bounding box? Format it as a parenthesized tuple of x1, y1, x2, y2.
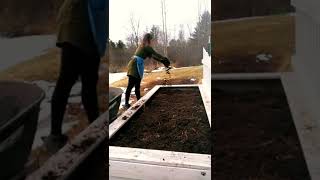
(109, 160, 211, 180)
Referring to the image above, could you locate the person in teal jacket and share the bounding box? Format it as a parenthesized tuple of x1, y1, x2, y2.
(124, 33, 170, 108)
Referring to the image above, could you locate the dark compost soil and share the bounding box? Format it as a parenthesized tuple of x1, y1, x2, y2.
(110, 87, 211, 154)
(212, 80, 311, 180)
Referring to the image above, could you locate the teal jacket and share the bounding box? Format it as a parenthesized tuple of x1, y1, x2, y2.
(88, 0, 108, 57)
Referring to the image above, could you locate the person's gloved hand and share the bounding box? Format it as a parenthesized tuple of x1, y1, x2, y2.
(162, 58, 170, 67)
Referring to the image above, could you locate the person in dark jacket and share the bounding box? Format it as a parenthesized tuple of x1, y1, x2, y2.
(42, 0, 108, 151)
(124, 33, 170, 108)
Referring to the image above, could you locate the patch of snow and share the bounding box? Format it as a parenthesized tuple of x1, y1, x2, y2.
(119, 90, 133, 108)
(256, 53, 273, 62)
(68, 96, 82, 104)
(45, 87, 55, 100)
(33, 80, 50, 91)
(70, 82, 82, 97)
(38, 103, 51, 123)
(32, 119, 79, 149)
(152, 66, 178, 72)
(152, 67, 167, 72)
(109, 72, 127, 84)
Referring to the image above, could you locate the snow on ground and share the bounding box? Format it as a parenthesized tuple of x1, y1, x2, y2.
(118, 87, 135, 108)
(31, 80, 83, 149)
(151, 66, 167, 72)
(151, 66, 178, 72)
(109, 72, 127, 84)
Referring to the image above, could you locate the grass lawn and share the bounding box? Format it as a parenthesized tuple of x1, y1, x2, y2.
(213, 14, 295, 72)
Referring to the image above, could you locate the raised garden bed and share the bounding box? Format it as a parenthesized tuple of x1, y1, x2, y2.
(110, 87, 211, 154)
(212, 79, 311, 180)
(109, 85, 211, 180)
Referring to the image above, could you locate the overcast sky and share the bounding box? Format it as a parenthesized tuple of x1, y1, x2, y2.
(109, 0, 211, 43)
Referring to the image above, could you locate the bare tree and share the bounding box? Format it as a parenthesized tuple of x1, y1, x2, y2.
(173, 24, 177, 40)
(161, 0, 168, 56)
(186, 24, 193, 38)
(178, 24, 185, 42)
(198, 0, 202, 22)
(126, 34, 135, 50)
(129, 13, 140, 48)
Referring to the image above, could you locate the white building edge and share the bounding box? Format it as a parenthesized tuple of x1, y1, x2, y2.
(281, 1, 320, 179)
(211, 1, 320, 178)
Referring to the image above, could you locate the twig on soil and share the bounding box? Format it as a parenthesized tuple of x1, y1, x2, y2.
(191, 128, 199, 136)
(257, 140, 274, 148)
(185, 130, 188, 140)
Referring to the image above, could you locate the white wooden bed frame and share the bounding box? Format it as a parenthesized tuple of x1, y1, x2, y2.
(109, 84, 211, 180)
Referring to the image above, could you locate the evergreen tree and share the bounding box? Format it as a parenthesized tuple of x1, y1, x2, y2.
(190, 11, 211, 52)
(116, 40, 126, 49)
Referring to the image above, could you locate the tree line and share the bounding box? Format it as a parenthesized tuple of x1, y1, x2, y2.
(109, 11, 211, 73)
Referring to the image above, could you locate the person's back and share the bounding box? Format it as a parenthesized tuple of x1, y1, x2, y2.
(134, 46, 155, 59)
(56, 0, 96, 54)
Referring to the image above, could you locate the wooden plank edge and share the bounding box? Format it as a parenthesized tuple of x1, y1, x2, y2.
(212, 73, 282, 80)
(109, 86, 161, 139)
(198, 85, 211, 127)
(109, 146, 211, 170)
(26, 112, 109, 180)
(109, 160, 211, 180)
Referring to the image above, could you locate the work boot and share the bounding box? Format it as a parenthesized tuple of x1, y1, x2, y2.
(41, 134, 68, 153)
(123, 103, 131, 109)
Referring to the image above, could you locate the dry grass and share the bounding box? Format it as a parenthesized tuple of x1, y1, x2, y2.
(213, 15, 295, 72)
(111, 66, 203, 96)
(0, 48, 60, 81)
